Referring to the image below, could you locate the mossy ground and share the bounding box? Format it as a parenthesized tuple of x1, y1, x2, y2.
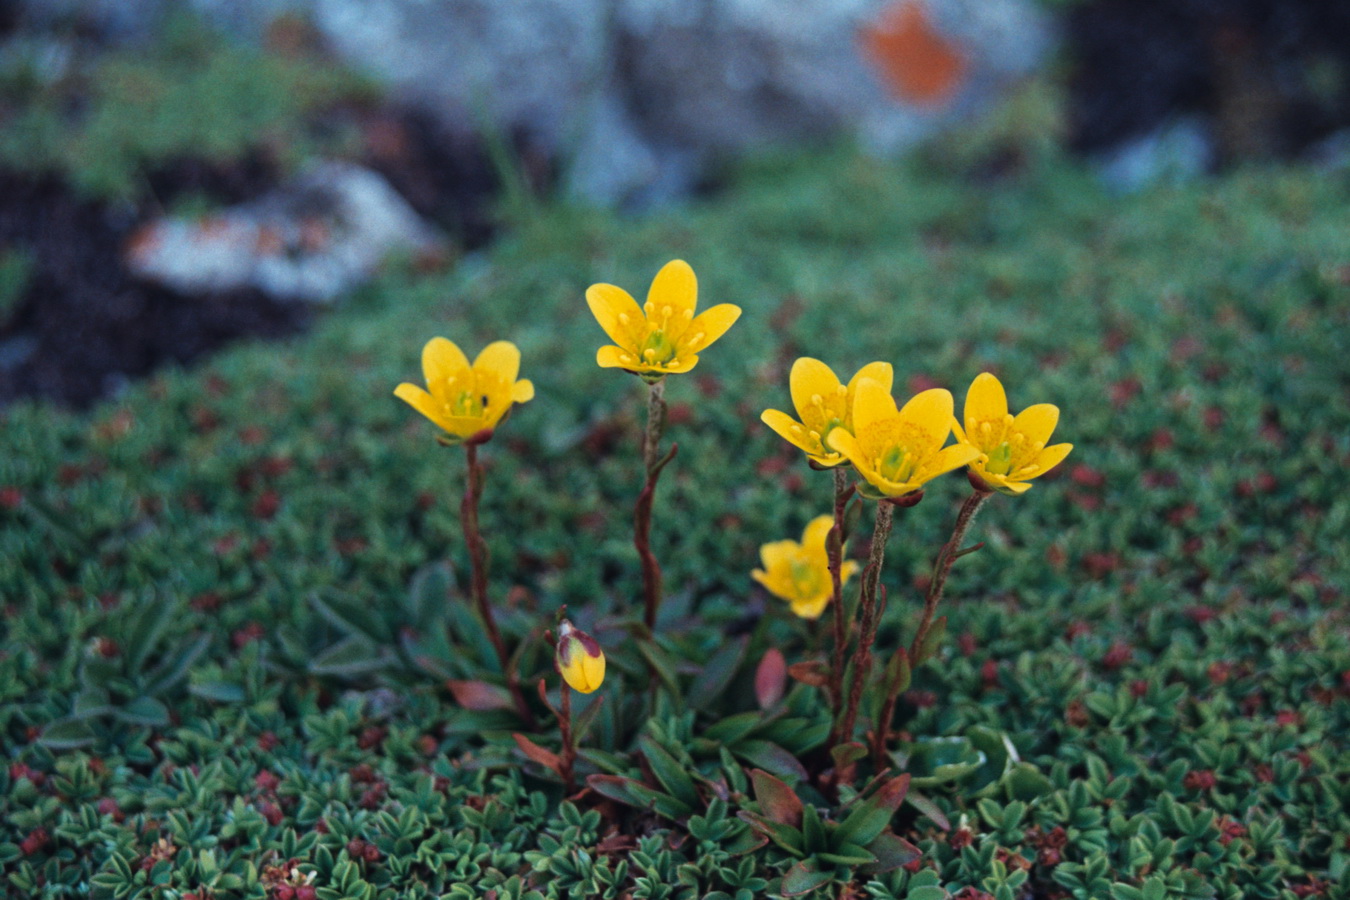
(2, 150, 1349, 899)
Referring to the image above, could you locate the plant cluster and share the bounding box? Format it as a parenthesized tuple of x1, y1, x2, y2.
(1, 151, 1348, 898)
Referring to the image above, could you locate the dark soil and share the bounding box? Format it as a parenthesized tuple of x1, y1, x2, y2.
(0, 107, 516, 409)
(1066, 0, 1350, 160)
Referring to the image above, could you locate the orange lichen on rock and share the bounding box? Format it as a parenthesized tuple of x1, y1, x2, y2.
(859, 0, 968, 109)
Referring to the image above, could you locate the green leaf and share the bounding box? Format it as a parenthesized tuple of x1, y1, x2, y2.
(115, 696, 169, 726)
(834, 773, 909, 846)
(1003, 763, 1054, 801)
(189, 680, 246, 703)
(733, 740, 809, 782)
(780, 861, 832, 897)
(308, 637, 388, 677)
(903, 790, 949, 831)
(407, 561, 453, 629)
(689, 635, 748, 710)
(40, 717, 96, 750)
(750, 768, 803, 827)
(639, 735, 701, 809)
(635, 638, 682, 698)
(818, 841, 876, 866)
(862, 832, 922, 873)
(905, 887, 948, 900)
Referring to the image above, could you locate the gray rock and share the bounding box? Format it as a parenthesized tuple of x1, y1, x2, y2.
(16, 0, 1053, 206)
(1095, 118, 1214, 193)
(127, 161, 441, 303)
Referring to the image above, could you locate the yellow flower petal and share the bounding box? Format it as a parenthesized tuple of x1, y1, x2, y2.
(846, 361, 894, 397)
(964, 372, 1007, 431)
(1012, 403, 1059, 447)
(800, 515, 835, 553)
(930, 442, 982, 477)
(647, 259, 698, 320)
(1033, 442, 1074, 475)
(586, 283, 644, 350)
(661, 354, 699, 374)
(683, 304, 742, 354)
(512, 379, 535, 404)
(825, 426, 862, 462)
(789, 358, 844, 421)
(761, 408, 823, 457)
(422, 337, 469, 387)
(473, 340, 521, 383)
(897, 388, 955, 449)
(851, 377, 900, 434)
(596, 345, 634, 369)
(758, 539, 798, 572)
(394, 382, 449, 431)
(841, 561, 859, 582)
(995, 479, 1033, 496)
(790, 597, 830, 620)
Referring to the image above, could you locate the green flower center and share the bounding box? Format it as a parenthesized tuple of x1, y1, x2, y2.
(639, 330, 677, 365)
(453, 390, 486, 417)
(789, 558, 826, 600)
(879, 445, 916, 483)
(985, 441, 1014, 475)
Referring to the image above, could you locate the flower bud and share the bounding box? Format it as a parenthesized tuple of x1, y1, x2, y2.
(555, 620, 605, 694)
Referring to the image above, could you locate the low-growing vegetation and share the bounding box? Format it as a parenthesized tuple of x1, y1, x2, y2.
(2, 148, 1348, 900)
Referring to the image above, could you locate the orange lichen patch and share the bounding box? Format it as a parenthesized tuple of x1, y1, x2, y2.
(859, 0, 968, 109)
(125, 224, 163, 265)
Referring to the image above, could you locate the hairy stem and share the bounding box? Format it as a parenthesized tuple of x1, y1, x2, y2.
(462, 443, 536, 729)
(909, 490, 990, 662)
(637, 379, 669, 630)
(558, 682, 575, 793)
(827, 467, 854, 746)
(838, 501, 895, 748)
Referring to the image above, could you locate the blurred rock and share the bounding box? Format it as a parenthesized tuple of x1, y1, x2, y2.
(127, 162, 441, 303)
(1094, 117, 1214, 192)
(15, 0, 1053, 206)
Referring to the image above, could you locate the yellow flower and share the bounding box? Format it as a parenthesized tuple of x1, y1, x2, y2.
(752, 515, 859, 619)
(555, 620, 605, 694)
(586, 259, 741, 381)
(953, 372, 1073, 495)
(394, 337, 535, 442)
(827, 379, 980, 498)
(761, 357, 895, 467)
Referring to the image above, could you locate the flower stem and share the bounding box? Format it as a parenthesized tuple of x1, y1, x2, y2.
(838, 501, 895, 749)
(908, 490, 990, 663)
(461, 443, 536, 729)
(636, 379, 670, 630)
(558, 681, 575, 793)
(826, 467, 855, 746)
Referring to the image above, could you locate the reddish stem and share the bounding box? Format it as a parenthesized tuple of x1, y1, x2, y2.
(461, 443, 536, 729)
(909, 490, 990, 663)
(826, 467, 855, 746)
(637, 380, 670, 630)
(558, 682, 575, 792)
(838, 501, 895, 748)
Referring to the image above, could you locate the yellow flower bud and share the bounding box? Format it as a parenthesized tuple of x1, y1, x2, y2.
(555, 620, 605, 694)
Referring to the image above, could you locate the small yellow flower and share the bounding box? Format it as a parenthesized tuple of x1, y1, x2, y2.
(752, 515, 859, 619)
(586, 259, 741, 381)
(761, 357, 895, 467)
(394, 337, 535, 442)
(953, 372, 1073, 495)
(555, 620, 605, 694)
(827, 380, 980, 498)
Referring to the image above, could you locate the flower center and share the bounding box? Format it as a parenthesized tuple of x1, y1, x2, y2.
(879, 445, 915, 483)
(639, 329, 677, 366)
(985, 441, 1014, 475)
(789, 557, 826, 600)
(452, 389, 486, 417)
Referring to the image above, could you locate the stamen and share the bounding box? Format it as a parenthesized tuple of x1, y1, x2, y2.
(618, 313, 630, 325)
(807, 430, 820, 441)
(620, 354, 633, 364)
(643, 302, 655, 316)
(811, 394, 824, 407)
(643, 349, 656, 360)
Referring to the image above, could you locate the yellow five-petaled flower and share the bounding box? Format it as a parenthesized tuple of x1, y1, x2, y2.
(752, 515, 859, 620)
(394, 337, 535, 443)
(761, 357, 895, 467)
(953, 372, 1073, 495)
(586, 259, 741, 381)
(827, 380, 980, 498)
(555, 620, 605, 694)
